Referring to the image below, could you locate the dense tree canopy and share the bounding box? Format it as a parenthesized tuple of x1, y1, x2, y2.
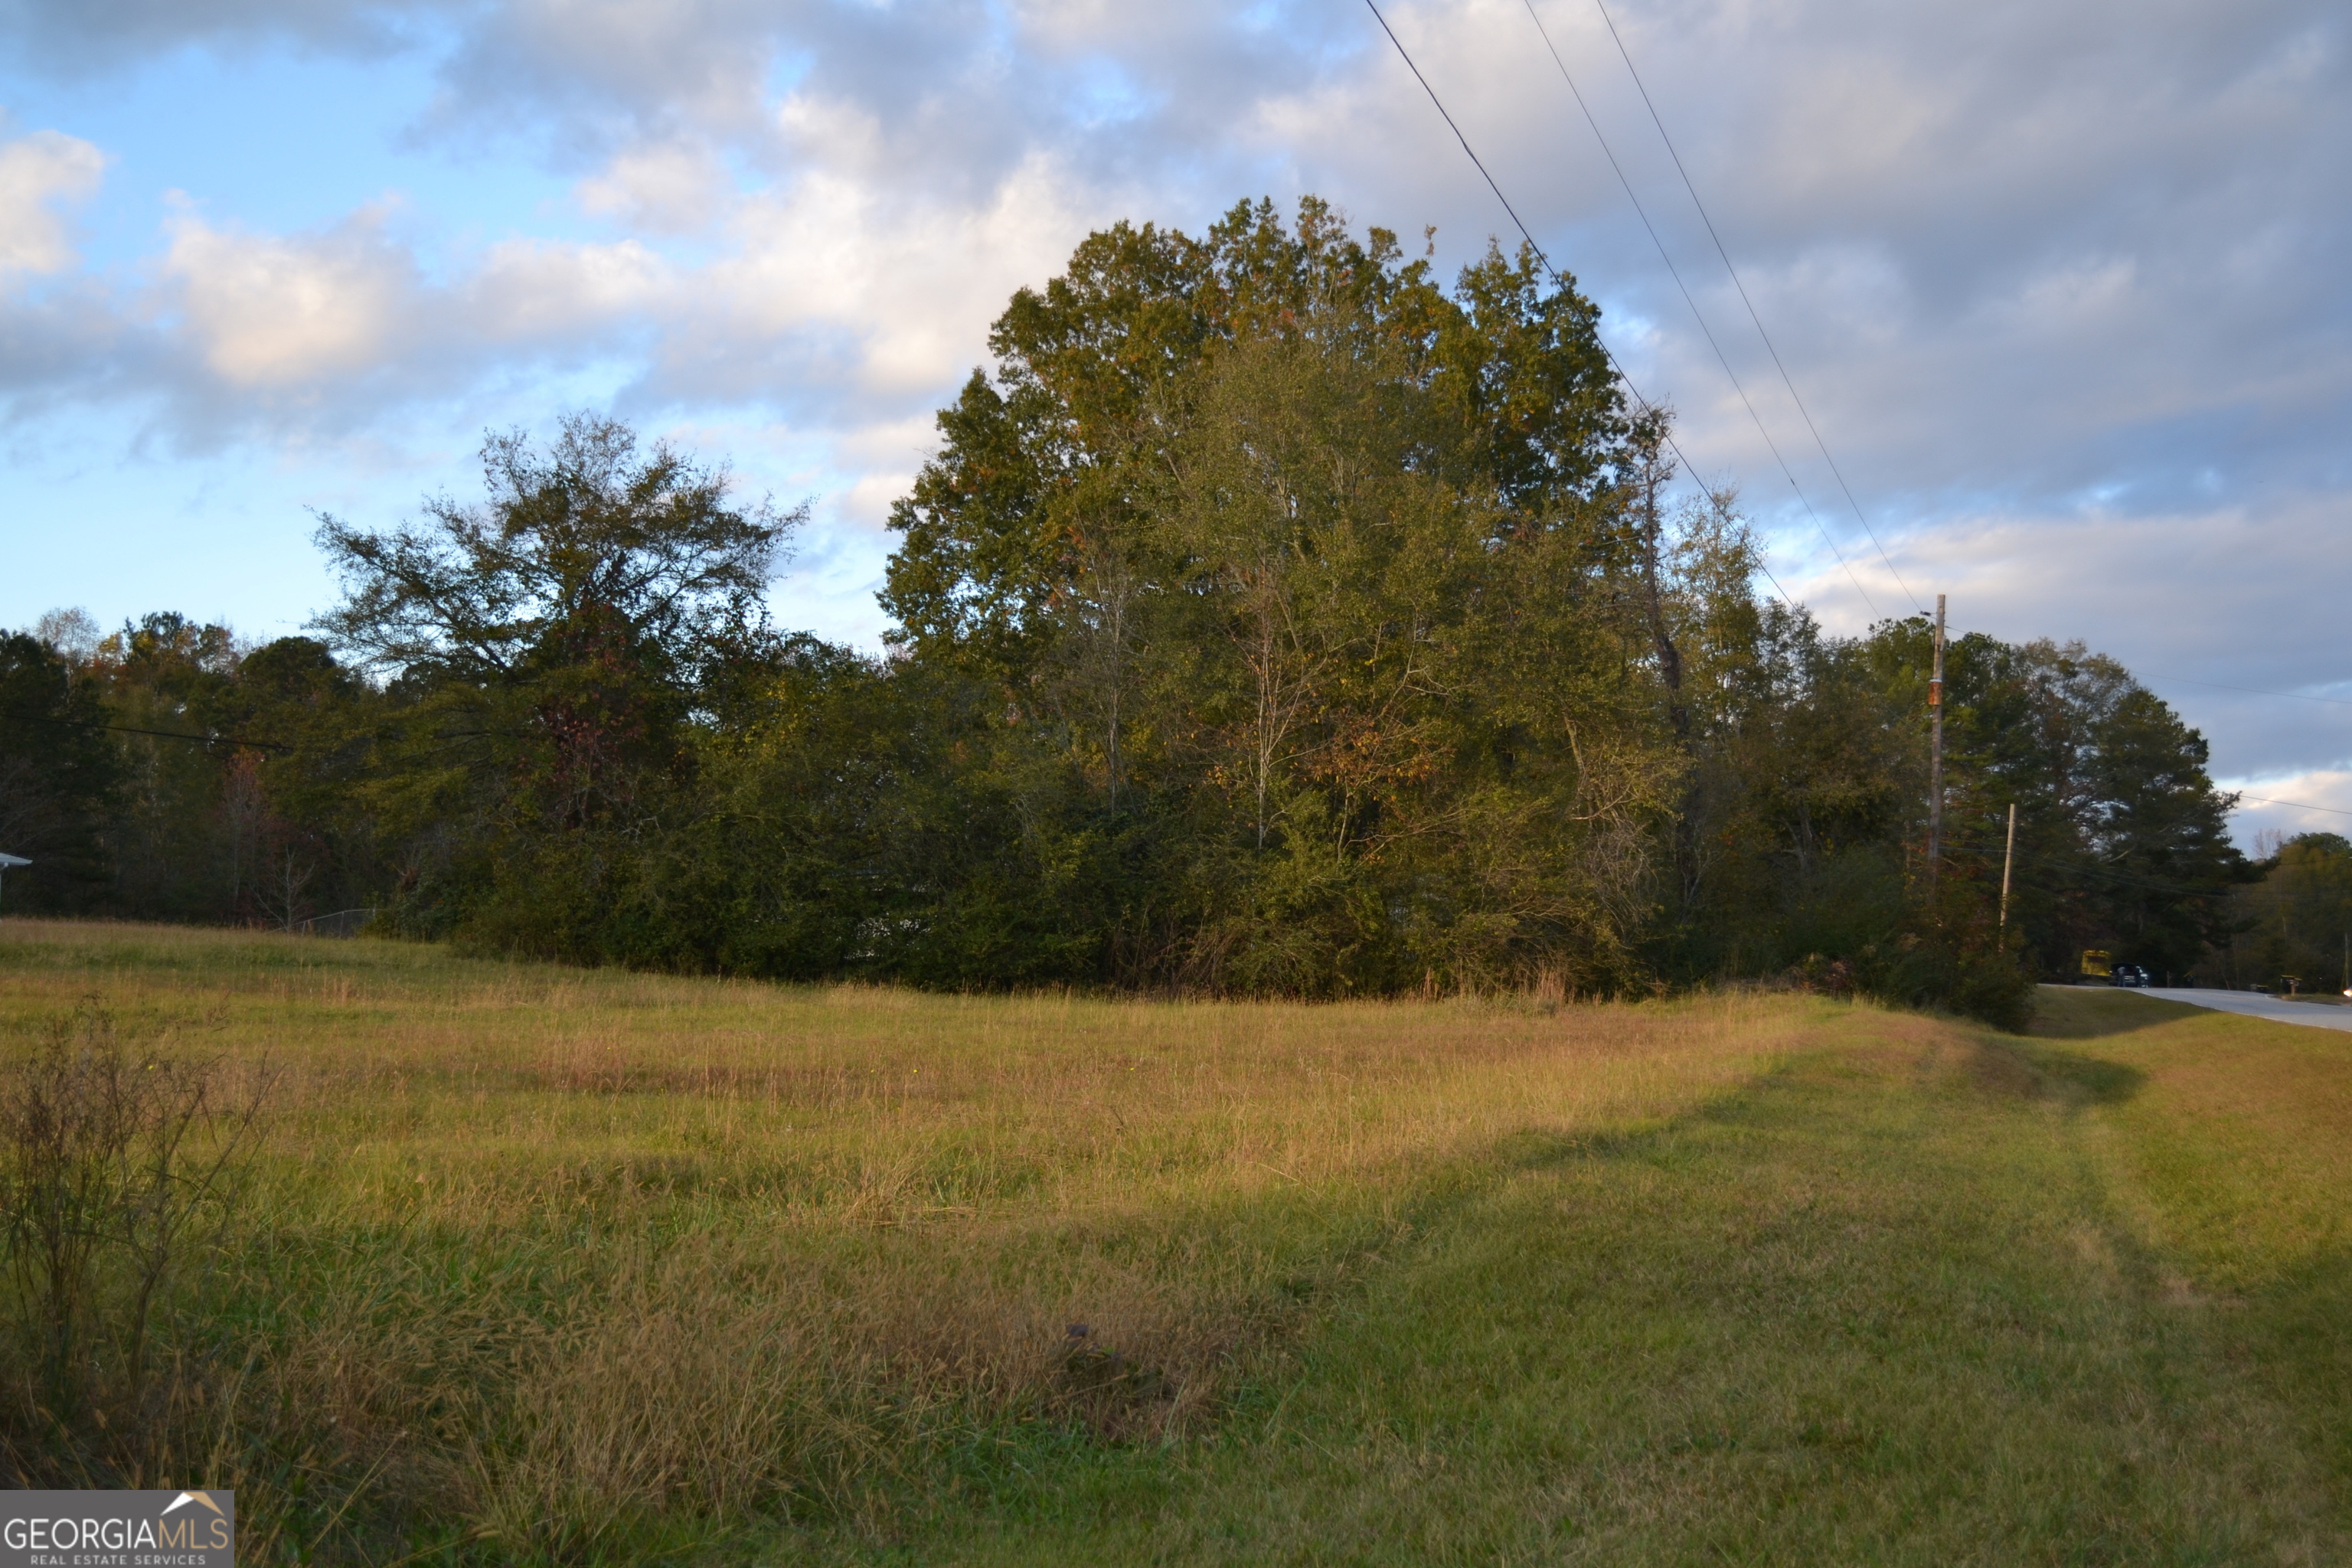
(2210, 831, 2352, 991)
(882, 198, 1634, 684)
(0, 632, 118, 906)
(0, 198, 2255, 1027)
(305, 413, 803, 940)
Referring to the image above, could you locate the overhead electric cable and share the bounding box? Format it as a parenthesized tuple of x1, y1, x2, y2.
(1360, 0, 1813, 608)
(1511, 0, 1886, 617)
(2139, 674, 2352, 709)
(1955, 795, 2352, 829)
(2, 710, 290, 752)
(1571, 0, 1923, 612)
(2235, 795, 2352, 819)
(1938, 836, 2251, 900)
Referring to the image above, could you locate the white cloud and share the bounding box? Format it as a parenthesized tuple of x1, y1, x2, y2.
(1775, 491, 2352, 786)
(2226, 769, 2352, 853)
(162, 204, 416, 386)
(678, 148, 1106, 402)
(574, 139, 730, 232)
(468, 235, 673, 338)
(0, 0, 2347, 804)
(0, 0, 447, 70)
(0, 128, 104, 276)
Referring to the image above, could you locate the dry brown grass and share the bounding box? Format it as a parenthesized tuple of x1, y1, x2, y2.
(0, 920, 1822, 1555)
(13, 932, 2350, 1564)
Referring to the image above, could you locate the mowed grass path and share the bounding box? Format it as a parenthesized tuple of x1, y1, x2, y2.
(2, 924, 2347, 1563)
(883, 991, 2352, 1566)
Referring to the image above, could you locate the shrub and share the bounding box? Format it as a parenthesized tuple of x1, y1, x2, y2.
(0, 1004, 265, 1480)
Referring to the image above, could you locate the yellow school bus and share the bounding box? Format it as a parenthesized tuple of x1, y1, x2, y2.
(2079, 949, 2112, 981)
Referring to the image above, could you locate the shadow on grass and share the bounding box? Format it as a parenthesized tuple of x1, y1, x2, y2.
(2011, 1042, 2147, 1106)
(1485, 1029, 2142, 1182)
(2239, 1246, 2352, 1489)
(2028, 985, 2209, 1041)
(789, 1025, 2230, 1566)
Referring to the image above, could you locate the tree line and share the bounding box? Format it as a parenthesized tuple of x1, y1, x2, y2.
(2210, 831, 2352, 994)
(0, 198, 2256, 1025)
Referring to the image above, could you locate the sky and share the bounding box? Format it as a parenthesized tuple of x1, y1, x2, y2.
(2, 0, 2347, 845)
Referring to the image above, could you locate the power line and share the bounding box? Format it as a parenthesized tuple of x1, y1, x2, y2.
(1940, 835, 2245, 900)
(2140, 673, 2352, 709)
(2235, 794, 2352, 819)
(1359, 0, 1806, 609)
(2, 710, 291, 753)
(1511, 0, 1885, 619)
(1499, 1, 2347, 709)
(1358, 4, 1663, 432)
(1556, 0, 2352, 749)
(1942, 790, 2352, 836)
(1572, 0, 1923, 613)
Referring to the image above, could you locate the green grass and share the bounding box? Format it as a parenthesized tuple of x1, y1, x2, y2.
(2, 926, 2348, 1563)
(796, 989, 2350, 1566)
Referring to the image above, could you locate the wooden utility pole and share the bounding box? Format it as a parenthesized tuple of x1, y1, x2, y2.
(1999, 802, 2017, 934)
(1928, 594, 1945, 885)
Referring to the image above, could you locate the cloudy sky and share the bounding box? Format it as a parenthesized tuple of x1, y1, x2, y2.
(3, 0, 2347, 841)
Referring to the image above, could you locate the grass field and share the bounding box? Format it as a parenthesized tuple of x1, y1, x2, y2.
(2, 921, 2348, 1563)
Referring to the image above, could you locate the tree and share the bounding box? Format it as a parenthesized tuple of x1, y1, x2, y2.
(0, 633, 120, 908)
(2222, 834, 2352, 991)
(316, 415, 794, 688)
(867, 198, 1683, 994)
(87, 614, 260, 922)
(881, 197, 1635, 690)
(86, 199, 2232, 1024)
(312, 413, 802, 937)
(2082, 689, 2246, 976)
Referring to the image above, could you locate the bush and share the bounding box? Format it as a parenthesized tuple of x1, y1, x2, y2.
(0, 1004, 265, 1481)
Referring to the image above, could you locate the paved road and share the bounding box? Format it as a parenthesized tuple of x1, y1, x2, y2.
(2134, 987, 2352, 1033)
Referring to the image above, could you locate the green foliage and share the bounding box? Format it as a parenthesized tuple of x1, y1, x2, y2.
(880, 197, 1628, 688)
(0, 1004, 265, 1475)
(1933, 634, 2248, 982)
(93, 614, 248, 920)
(2210, 831, 2352, 991)
(38, 616, 390, 927)
(871, 198, 1680, 995)
(0, 632, 119, 909)
(8, 199, 2247, 1026)
(1655, 595, 2237, 1016)
(10, 927, 2349, 1559)
(308, 413, 803, 940)
(314, 413, 792, 690)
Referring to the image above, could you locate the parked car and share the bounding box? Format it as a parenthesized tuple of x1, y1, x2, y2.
(2111, 965, 2150, 988)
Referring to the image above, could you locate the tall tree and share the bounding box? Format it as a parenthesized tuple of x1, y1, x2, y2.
(93, 614, 246, 920)
(882, 197, 1635, 689)
(0, 632, 120, 908)
(866, 197, 1687, 993)
(2222, 833, 2352, 990)
(2083, 689, 2246, 976)
(312, 413, 801, 938)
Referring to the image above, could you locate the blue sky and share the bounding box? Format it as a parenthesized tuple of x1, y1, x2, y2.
(4, 0, 2349, 841)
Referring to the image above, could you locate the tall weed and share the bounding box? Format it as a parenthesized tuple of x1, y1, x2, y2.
(0, 1002, 266, 1484)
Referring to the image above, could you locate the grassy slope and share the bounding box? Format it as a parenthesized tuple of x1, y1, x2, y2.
(1, 926, 2347, 1564)
(819, 990, 2352, 1566)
